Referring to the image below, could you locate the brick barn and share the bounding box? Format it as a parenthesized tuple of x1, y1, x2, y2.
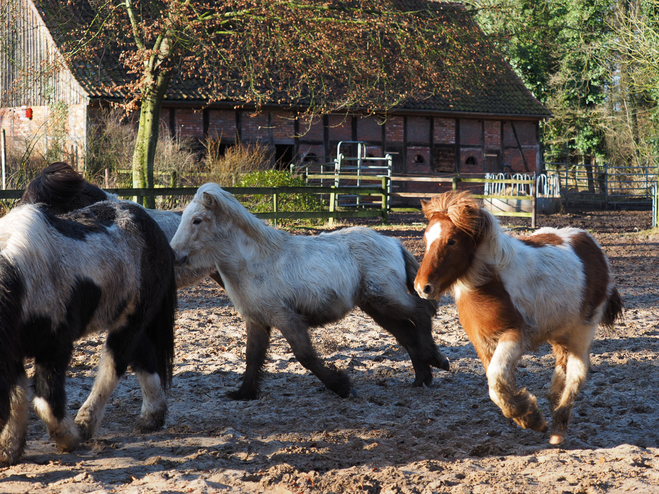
(1, 1, 550, 180)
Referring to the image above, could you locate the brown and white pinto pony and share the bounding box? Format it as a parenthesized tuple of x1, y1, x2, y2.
(415, 191, 623, 445)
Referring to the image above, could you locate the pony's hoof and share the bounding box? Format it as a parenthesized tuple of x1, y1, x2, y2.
(412, 375, 432, 388)
(433, 353, 450, 371)
(226, 389, 259, 401)
(135, 412, 166, 433)
(549, 433, 565, 445)
(513, 408, 548, 432)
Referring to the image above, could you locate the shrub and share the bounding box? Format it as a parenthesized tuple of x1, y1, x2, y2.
(238, 170, 324, 225)
(202, 138, 270, 187)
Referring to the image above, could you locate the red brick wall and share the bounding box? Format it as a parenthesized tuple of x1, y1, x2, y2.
(460, 148, 484, 174)
(504, 148, 537, 174)
(460, 119, 482, 146)
(407, 146, 432, 174)
(272, 112, 296, 142)
(504, 121, 536, 146)
(407, 117, 431, 144)
(484, 120, 500, 148)
(175, 109, 203, 137)
(298, 115, 325, 141)
(385, 116, 404, 143)
(240, 112, 270, 142)
(207, 110, 236, 139)
(326, 114, 352, 141)
(356, 116, 382, 142)
(434, 118, 455, 144)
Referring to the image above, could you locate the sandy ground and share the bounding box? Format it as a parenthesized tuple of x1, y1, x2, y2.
(1, 209, 658, 493)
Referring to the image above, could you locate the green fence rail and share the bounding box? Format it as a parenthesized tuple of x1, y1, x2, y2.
(0, 175, 539, 226)
(0, 183, 389, 226)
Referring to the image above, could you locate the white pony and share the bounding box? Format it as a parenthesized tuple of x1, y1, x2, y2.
(171, 183, 449, 399)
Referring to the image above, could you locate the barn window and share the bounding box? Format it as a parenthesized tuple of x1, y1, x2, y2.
(302, 152, 318, 163)
(412, 154, 425, 164)
(465, 156, 477, 166)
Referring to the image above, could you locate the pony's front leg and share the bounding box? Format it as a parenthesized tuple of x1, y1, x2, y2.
(486, 331, 548, 433)
(32, 350, 82, 452)
(75, 348, 121, 441)
(548, 326, 596, 445)
(227, 321, 272, 400)
(0, 369, 29, 465)
(276, 315, 352, 398)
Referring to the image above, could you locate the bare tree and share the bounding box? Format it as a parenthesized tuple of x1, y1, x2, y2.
(30, 1, 506, 206)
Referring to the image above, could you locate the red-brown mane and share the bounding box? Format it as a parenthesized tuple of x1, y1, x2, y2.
(421, 191, 492, 240)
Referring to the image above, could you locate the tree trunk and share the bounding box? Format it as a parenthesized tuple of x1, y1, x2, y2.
(132, 69, 172, 208)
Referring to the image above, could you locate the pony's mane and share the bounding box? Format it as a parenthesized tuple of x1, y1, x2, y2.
(422, 191, 493, 239)
(197, 183, 284, 249)
(21, 162, 108, 213)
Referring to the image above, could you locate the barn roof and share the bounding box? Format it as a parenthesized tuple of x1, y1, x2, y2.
(32, 0, 551, 119)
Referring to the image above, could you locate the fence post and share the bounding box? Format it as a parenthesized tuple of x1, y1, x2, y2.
(1, 129, 6, 190)
(328, 188, 336, 227)
(531, 177, 537, 229)
(381, 176, 389, 225)
(452, 176, 459, 191)
(604, 162, 608, 208)
(272, 191, 279, 227)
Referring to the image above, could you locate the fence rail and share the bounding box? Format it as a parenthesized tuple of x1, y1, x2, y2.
(547, 162, 656, 208)
(0, 184, 389, 226)
(1, 174, 584, 229)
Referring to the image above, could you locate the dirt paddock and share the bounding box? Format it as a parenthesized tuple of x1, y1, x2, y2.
(1, 209, 658, 493)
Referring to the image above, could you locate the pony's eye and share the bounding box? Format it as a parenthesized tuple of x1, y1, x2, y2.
(447, 238, 456, 246)
(192, 217, 202, 225)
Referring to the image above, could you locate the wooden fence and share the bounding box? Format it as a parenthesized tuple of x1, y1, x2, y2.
(0, 183, 389, 226)
(0, 174, 538, 226)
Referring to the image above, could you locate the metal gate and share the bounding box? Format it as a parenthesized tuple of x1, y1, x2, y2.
(547, 162, 656, 209)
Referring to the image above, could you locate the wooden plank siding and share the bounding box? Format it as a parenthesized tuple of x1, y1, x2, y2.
(1, 0, 88, 107)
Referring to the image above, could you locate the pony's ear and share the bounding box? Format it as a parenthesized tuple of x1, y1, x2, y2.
(202, 191, 217, 209)
(420, 199, 432, 218)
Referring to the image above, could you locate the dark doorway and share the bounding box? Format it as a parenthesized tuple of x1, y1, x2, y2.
(275, 145, 295, 170)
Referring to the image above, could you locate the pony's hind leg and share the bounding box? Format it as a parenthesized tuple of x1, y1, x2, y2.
(135, 371, 166, 432)
(486, 331, 548, 433)
(548, 325, 596, 445)
(32, 347, 82, 452)
(0, 367, 29, 465)
(131, 334, 167, 432)
(360, 299, 449, 388)
(276, 315, 352, 398)
(227, 321, 272, 400)
(75, 346, 122, 441)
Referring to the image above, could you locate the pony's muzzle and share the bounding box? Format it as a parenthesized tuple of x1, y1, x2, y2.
(174, 253, 188, 267)
(415, 282, 434, 299)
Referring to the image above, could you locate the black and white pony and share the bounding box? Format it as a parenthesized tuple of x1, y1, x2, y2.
(0, 200, 177, 465)
(170, 183, 450, 400)
(20, 162, 216, 288)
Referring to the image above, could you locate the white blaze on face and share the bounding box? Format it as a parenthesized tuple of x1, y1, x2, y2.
(424, 222, 443, 253)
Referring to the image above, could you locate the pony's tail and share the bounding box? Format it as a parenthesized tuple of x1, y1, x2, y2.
(602, 287, 624, 330)
(0, 257, 25, 425)
(401, 246, 438, 316)
(146, 270, 177, 390)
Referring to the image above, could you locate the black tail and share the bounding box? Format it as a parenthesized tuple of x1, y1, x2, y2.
(602, 287, 623, 330)
(0, 257, 25, 425)
(146, 263, 177, 390)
